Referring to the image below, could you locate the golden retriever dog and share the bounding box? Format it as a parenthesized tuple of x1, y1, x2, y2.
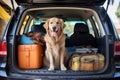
(43, 17, 67, 71)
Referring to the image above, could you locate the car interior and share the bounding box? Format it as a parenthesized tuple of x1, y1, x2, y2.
(13, 8, 109, 75)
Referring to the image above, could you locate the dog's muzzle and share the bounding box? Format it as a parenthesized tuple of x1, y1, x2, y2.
(51, 26, 58, 37)
(53, 27, 57, 32)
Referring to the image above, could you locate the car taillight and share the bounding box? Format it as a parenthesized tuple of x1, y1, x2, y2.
(0, 41, 7, 57)
(115, 41, 120, 56)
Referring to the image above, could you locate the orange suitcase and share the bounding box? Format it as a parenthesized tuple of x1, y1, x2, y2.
(18, 44, 43, 69)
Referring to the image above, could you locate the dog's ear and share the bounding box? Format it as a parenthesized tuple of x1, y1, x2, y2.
(44, 19, 49, 30)
(60, 19, 65, 29)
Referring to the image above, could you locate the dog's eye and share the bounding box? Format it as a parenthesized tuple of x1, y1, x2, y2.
(56, 22, 59, 24)
(50, 22, 53, 24)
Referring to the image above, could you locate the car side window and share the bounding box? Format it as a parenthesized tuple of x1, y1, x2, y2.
(64, 21, 86, 37)
(86, 19, 95, 37)
(20, 15, 33, 35)
(86, 16, 102, 37)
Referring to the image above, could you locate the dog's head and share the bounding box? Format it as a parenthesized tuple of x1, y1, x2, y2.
(44, 17, 65, 37)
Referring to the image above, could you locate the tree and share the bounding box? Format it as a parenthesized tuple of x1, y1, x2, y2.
(116, 3, 120, 19)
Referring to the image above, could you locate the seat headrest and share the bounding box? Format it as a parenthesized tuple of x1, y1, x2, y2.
(74, 23, 89, 33)
(31, 22, 46, 33)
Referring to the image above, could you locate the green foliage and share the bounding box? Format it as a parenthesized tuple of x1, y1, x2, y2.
(64, 22, 74, 37)
(116, 5, 120, 18)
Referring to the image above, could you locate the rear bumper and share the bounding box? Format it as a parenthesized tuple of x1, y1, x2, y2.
(0, 71, 119, 80)
(0, 77, 31, 80)
(0, 75, 119, 80)
(0, 75, 120, 80)
(0, 65, 120, 80)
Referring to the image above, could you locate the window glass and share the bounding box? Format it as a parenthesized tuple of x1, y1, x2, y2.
(92, 16, 102, 37)
(28, 19, 34, 32)
(20, 15, 30, 35)
(64, 21, 85, 37)
(86, 19, 95, 37)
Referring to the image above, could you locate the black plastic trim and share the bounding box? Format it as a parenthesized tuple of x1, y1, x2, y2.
(15, 0, 106, 6)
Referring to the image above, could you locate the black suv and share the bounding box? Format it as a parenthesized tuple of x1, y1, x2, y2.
(0, 0, 120, 79)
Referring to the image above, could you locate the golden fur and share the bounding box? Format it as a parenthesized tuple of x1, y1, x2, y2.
(43, 17, 67, 71)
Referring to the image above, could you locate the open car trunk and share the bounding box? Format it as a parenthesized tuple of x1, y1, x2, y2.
(6, 3, 115, 79)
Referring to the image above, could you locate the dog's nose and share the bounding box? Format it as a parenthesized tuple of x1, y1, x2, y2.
(53, 27, 56, 31)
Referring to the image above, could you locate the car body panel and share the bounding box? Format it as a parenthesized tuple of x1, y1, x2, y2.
(1, 2, 120, 80)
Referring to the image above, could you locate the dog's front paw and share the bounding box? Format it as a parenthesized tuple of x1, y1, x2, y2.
(48, 66, 54, 71)
(61, 65, 67, 71)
